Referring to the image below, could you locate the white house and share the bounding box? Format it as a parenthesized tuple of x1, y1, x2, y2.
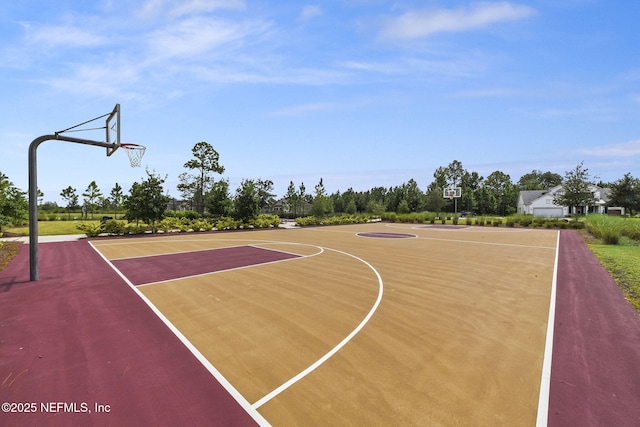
(517, 184, 610, 217)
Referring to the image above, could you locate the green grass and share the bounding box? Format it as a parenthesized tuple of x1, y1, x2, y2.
(3, 220, 102, 236)
(587, 238, 640, 312)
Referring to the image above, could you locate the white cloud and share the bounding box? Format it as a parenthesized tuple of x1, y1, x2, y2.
(22, 23, 106, 48)
(299, 5, 323, 21)
(147, 16, 254, 58)
(580, 139, 640, 157)
(379, 2, 536, 40)
(137, 0, 245, 19)
(169, 0, 246, 17)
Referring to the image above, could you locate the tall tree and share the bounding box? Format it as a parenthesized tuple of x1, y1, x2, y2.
(255, 179, 276, 211)
(60, 186, 79, 219)
(444, 160, 465, 188)
(178, 141, 225, 215)
(82, 181, 102, 219)
(608, 172, 640, 216)
(311, 178, 333, 217)
(518, 170, 562, 190)
(205, 179, 233, 218)
(554, 162, 598, 218)
(233, 179, 261, 223)
(298, 182, 309, 215)
(109, 183, 124, 219)
(405, 179, 424, 212)
(284, 181, 300, 216)
(484, 171, 516, 215)
(123, 169, 170, 233)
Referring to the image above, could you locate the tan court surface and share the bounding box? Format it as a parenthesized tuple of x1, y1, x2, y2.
(92, 223, 558, 426)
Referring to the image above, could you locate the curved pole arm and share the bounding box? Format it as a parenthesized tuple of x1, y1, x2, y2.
(28, 135, 118, 281)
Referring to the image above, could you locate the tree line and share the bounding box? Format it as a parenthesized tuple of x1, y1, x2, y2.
(2, 143, 639, 233)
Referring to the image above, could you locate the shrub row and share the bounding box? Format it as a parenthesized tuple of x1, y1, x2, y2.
(296, 214, 378, 226)
(77, 214, 283, 237)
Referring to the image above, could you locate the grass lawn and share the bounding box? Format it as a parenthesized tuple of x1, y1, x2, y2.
(3, 220, 101, 236)
(587, 237, 640, 312)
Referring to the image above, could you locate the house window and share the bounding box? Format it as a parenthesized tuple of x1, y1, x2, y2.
(546, 199, 550, 204)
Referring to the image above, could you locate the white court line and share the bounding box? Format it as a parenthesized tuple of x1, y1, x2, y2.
(252, 246, 384, 409)
(88, 241, 272, 426)
(535, 230, 560, 427)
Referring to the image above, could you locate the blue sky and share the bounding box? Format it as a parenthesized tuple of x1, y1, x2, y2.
(1, 0, 639, 205)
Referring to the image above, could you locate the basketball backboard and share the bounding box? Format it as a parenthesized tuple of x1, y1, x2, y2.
(443, 187, 462, 199)
(105, 103, 120, 156)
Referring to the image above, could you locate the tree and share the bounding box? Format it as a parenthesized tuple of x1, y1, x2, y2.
(475, 186, 497, 215)
(1, 172, 27, 230)
(554, 162, 598, 218)
(424, 183, 446, 213)
(178, 141, 225, 215)
(284, 181, 300, 216)
(205, 179, 233, 218)
(233, 179, 261, 223)
(123, 169, 170, 233)
(109, 183, 124, 218)
(405, 179, 424, 212)
(518, 170, 562, 190)
(60, 186, 79, 219)
(444, 160, 465, 188)
(255, 179, 276, 211)
(82, 181, 102, 219)
(299, 182, 310, 215)
(311, 178, 333, 217)
(484, 171, 516, 215)
(608, 172, 640, 216)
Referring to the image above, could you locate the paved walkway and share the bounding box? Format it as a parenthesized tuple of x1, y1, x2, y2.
(548, 230, 640, 426)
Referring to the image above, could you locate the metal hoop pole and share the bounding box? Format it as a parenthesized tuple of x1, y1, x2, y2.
(28, 134, 118, 281)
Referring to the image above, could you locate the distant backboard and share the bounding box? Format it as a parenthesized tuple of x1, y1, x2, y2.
(105, 103, 120, 156)
(443, 187, 462, 199)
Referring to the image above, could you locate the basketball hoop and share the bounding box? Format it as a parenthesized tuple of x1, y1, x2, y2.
(120, 143, 146, 167)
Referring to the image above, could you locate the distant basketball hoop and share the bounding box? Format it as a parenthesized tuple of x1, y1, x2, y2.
(443, 187, 462, 215)
(443, 187, 462, 199)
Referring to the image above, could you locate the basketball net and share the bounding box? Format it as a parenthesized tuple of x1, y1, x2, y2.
(120, 143, 146, 167)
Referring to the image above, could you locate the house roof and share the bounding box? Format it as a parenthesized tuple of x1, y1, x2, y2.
(519, 190, 548, 205)
(519, 184, 610, 206)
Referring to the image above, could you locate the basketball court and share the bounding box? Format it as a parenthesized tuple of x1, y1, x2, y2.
(4, 107, 640, 425)
(88, 223, 558, 425)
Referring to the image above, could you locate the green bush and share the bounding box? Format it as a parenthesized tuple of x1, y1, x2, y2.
(216, 216, 240, 230)
(76, 222, 102, 237)
(520, 217, 532, 227)
(250, 214, 281, 229)
(103, 220, 127, 235)
(585, 215, 622, 244)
